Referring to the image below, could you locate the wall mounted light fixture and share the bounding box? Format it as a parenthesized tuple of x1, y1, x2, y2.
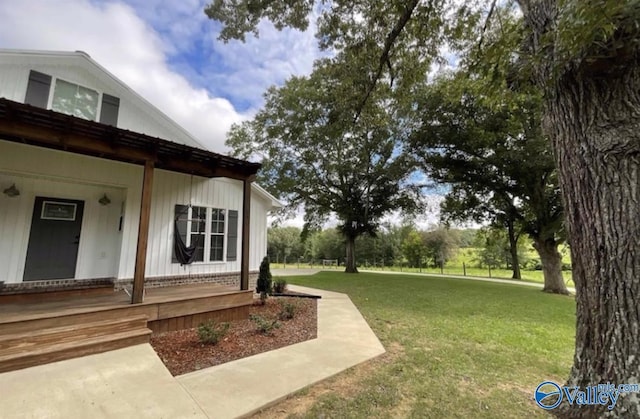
(3, 184, 20, 198)
(99, 193, 111, 206)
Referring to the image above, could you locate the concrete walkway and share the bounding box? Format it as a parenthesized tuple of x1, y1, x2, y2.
(0, 286, 384, 419)
(177, 285, 385, 418)
(0, 344, 207, 419)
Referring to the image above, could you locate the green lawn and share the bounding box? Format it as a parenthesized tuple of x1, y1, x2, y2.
(273, 247, 575, 287)
(279, 272, 575, 418)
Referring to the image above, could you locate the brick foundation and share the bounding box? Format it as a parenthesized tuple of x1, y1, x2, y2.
(0, 272, 259, 295)
(114, 271, 259, 292)
(0, 278, 113, 295)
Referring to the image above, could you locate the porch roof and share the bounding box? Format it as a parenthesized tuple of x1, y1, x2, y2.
(0, 98, 260, 181)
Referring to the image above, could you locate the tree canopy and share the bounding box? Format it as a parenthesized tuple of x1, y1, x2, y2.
(408, 71, 567, 292)
(226, 58, 420, 272)
(207, 1, 640, 415)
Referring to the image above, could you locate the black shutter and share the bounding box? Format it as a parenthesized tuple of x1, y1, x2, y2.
(100, 94, 120, 126)
(227, 210, 238, 261)
(172, 205, 189, 263)
(25, 70, 51, 108)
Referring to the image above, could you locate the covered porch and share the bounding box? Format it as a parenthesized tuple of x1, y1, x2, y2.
(0, 98, 261, 372)
(0, 98, 261, 300)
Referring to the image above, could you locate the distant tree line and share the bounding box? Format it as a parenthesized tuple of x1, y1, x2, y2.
(267, 225, 557, 272)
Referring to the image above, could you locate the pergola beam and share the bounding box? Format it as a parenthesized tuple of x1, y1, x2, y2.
(0, 99, 261, 181)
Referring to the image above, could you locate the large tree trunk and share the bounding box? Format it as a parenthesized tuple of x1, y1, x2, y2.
(549, 73, 640, 417)
(532, 237, 568, 295)
(520, 2, 640, 416)
(345, 236, 358, 273)
(506, 219, 522, 279)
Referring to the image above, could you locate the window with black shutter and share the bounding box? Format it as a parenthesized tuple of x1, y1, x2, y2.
(100, 94, 120, 126)
(25, 70, 51, 108)
(172, 205, 233, 263)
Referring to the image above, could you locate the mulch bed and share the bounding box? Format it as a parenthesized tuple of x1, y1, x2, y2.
(150, 297, 318, 376)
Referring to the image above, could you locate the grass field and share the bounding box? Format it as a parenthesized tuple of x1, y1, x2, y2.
(277, 271, 575, 418)
(274, 246, 575, 287)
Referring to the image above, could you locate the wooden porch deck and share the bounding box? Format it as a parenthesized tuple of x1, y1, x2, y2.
(0, 283, 254, 373)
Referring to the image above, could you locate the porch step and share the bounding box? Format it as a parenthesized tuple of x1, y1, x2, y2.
(0, 316, 152, 373)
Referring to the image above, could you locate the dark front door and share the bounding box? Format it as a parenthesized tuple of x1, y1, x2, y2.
(23, 197, 85, 281)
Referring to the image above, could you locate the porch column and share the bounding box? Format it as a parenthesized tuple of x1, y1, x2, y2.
(240, 178, 252, 291)
(132, 160, 154, 303)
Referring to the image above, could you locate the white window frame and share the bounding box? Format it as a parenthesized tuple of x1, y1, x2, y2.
(46, 76, 103, 122)
(181, 205, 228, 264)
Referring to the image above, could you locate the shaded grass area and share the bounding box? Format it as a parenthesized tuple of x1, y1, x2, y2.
(281, 272, 575, 418)
(360, 265, 574, 287)
(272, 261, 571, 285)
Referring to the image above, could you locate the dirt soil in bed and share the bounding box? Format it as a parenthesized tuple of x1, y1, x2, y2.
(150, 297, 318, 376)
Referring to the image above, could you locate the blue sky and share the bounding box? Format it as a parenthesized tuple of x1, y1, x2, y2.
(0, 0, 447, 227)
(0, 0, 322, 152)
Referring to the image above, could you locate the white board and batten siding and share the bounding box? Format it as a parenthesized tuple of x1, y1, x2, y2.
(146, 170, 269, 278)
(0, 142, 271, 284)
(0, 50, 275, 285)
(0, 142, 141, 283)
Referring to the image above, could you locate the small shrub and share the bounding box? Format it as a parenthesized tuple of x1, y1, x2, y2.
(273, 278, 287, 294)
(249, 314, 281, 335)
(197, 320, 230, 345)
(278, 300, 297, 320)
(256, 256, 272, 304)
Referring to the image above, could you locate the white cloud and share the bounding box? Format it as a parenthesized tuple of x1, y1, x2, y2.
(199, 10, 323, 112)
(0, 0, 321, 153)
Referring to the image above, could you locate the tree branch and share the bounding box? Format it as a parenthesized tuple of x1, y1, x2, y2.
(477, 0, 498, 56)
(353, 0, 421, 123)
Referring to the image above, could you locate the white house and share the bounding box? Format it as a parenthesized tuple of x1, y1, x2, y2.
(0, 49, 280, 301)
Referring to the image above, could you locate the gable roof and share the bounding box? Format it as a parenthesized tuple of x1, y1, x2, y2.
(0, 48, 206, 149)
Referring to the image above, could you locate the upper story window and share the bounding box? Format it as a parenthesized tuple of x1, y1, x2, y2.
(51, 79, 100, 121)
(24, 70, 119, 126)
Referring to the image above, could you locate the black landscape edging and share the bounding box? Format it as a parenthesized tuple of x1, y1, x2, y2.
(271, 292, 322, 299)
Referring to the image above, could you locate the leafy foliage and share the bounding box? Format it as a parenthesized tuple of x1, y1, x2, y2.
(407, 71, 564, 286)
(473, 227, 530, 269)
(402, 230, 427, 268)
(272, 278, 288, 294)
(278, 300, 298, 320)
(268, 227, 304, 264)
(249, 314, 281, 335)
(226, 58, 421, 272)
(197, 320, 230, 345)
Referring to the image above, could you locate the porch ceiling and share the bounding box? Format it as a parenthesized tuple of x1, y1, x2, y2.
(0, 98, 260, 181)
